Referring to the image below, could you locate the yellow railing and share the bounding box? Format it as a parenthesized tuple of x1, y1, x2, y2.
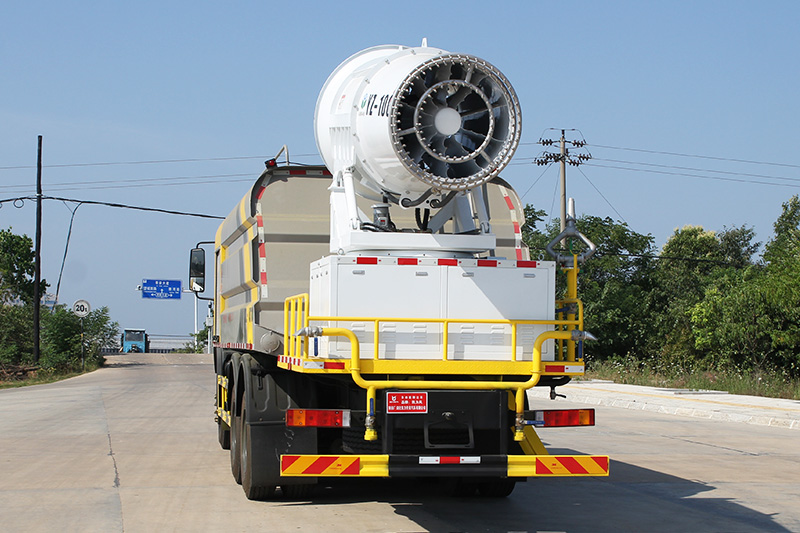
(284, 293, 310, 361)
(283, 294, 583, 364)
(282, 292, 586, 442)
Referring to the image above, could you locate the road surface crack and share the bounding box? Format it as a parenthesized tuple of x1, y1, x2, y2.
(108, 433, 121, 488)
(664, 435, 759, 455)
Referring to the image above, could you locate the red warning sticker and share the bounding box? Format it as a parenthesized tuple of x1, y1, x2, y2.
(386, 392, 428, 414)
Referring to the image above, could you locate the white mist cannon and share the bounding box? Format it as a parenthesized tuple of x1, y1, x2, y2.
(315, 43, 521, 206)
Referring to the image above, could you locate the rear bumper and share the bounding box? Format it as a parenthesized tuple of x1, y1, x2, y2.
(280, 454, 609, 478)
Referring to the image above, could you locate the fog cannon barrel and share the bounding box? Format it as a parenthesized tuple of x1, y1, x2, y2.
(315, 44, 521, 204)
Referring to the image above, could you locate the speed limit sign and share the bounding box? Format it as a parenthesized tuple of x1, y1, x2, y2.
(72, 299, 91, 318)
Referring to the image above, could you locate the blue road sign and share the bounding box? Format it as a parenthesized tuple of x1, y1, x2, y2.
(141, 279, 182, 300)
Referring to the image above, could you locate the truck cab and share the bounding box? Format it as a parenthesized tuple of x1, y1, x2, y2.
(121, 329, 149, 353)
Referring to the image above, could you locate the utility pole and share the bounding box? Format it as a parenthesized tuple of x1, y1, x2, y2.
(535, 129, 592, 233)
(559, 130, 567, 233)
(34, 136, 43, 364)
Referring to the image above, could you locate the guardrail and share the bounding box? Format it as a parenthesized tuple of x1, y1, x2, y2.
(283, 293, 584, 363)
(283, 292, 591, 442)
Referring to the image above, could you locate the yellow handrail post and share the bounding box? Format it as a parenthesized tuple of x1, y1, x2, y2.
(297, 297, 302, 357)
(442, 320, 449, 361)
(373, 319, 380, 360)
(283, 299, 289, 358)
(557, 310, 564, 362)
(303, 295, 310, 357)
(511, 323, 517, 362)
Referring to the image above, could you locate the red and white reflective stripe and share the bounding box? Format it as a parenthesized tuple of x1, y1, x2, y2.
(419, 456, 481, 465)
(279, 355, 302, 368)
(349, 257, 538, 268)
(498, 185, 524, 260)
(278, 355, 346, 370)
(254, 192, 269, 299)
(544, 364, 584, 374)
(219, 343, 254, 350)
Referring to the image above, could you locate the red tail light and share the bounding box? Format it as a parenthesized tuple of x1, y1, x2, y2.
(529, 409, 595, 427)
(286, 409, 350, 427)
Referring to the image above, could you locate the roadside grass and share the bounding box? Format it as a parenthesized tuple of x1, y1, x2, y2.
(0, 359, 104, 389)
(584, 359, 800, 400)
(0, 370, 85, 389)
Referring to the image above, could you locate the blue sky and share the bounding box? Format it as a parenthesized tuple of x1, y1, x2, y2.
(2, 1, 799, 336)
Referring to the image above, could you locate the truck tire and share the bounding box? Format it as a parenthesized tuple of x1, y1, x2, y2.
(241, 405, 277, 500)
(230, 409, 242, 484)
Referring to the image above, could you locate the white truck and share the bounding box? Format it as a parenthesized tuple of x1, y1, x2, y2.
(189, 43, 607, 500)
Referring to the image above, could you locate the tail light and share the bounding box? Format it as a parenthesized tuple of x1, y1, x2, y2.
(286, 409, 350, 428)
(528, 409, 595, 427)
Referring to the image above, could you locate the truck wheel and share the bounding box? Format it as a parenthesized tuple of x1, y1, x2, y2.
(230, 410, 242, 484)
(477, 478, 516, 498)
(281, 483, 315, 500)
(218, 420, 230, 450)
(241, 406, 277, 500)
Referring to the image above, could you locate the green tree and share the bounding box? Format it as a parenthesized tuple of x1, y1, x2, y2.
(0, 227, 119, 373)
(646, 226, 722, 368)
(0, 228, 46, 303)
(40, 305, 120, 372)
(0, 228, 40, 369)
(521, 205, 549, 257)
(690, 199, 800, 376)
(522, 206, 658, 361)
(719, 225, 761, 268)
(0, 304, 34, 367)
(572, 216, 657, 361)
(190, 325, 210, 353)
(763, 195, 800, 266)
(690, 267, 800, 375)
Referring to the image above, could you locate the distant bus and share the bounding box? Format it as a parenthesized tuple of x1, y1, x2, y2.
(121, 329, 149, 353)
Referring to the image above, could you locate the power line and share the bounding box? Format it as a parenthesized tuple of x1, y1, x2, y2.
(575, 166, 627, 223)
(0, 195, 224, 219)
(519, 163, 553, 201)
(589, 144, 800, 169)
(55, 202, 81, 304)
(585, 163, 800, 189)
(593, 157, 800, 184)
(0, 153, 320, 171)
(43, 196, 225, 219)
(0, 172, 256, 193)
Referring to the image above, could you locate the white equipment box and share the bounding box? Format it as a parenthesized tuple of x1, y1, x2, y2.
(309, 255, 556, 361)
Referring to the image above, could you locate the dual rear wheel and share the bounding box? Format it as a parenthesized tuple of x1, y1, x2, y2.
(228, 379, 314, 501)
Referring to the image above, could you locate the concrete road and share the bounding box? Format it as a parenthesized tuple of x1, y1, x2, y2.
(1, 354, 799, 533)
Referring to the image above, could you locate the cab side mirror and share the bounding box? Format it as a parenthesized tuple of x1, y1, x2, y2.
(189, 248, 206, 292)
